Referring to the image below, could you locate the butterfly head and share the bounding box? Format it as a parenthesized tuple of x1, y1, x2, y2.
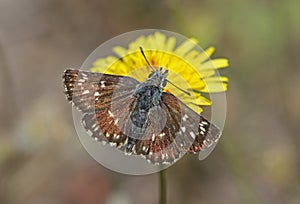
(146, 67, 168, 89)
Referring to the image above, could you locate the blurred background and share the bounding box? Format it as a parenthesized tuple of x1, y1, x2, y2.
(0, 0, 299, 203)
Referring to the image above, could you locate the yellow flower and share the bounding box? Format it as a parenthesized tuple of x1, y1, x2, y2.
(90, 32, 229, 114)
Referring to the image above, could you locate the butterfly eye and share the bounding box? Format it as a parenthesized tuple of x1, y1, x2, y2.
(162, 79, 167, 87)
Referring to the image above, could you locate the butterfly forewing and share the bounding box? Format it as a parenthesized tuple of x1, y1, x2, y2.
(63, 69, 139, 112)
(63, 69, 139, 145)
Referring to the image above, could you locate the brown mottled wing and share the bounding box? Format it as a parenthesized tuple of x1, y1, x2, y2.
(63, 69, 139, 146)
(63, 69, 221, 165)
(134, 92, 221, 164)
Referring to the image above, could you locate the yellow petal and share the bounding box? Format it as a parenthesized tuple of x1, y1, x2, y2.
(174, 38, 198, 56)
(194, 95, 212, 105)
(204, 46, 215, 57)
(93, 58, 107, 67)
(204, 76, 229, 82)
(199, 70, 216, 78)
(200, 58, 229, 70)
(200, 82, 228, 92)
(165, 36, 176, 51)
(153, 32, 166, 50)
(194, 46, 216, 64)
(113, 46, 128, 57)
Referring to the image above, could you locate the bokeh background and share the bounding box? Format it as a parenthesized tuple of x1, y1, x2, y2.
(1, 0, 299, 203)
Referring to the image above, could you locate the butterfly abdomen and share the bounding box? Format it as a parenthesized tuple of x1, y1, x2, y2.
(120, 85, 164, 151)
(131, 85, 162, 129)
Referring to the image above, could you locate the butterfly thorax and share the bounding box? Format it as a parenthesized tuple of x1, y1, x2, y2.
(129, 68, 168, 132)
(132, 85, 161, 125)
(139, 67, 168, 89)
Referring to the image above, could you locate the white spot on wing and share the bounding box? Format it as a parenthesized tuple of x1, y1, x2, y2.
(190, 131, 196, 139)
(132, 145, 136, 154)
(142, 146, 149, 152)
(108, 110, 114, 117)
(159, 133, 165, 138)
(182, 114, 188, 121)
(200, 126, 206, 132)
(100, 81, 105, 88)
(214, 133, 222, 142)
(201, 121, 208, 125)
(113, 133, 119, 140)
(123, 138, 128, 145)
(109, 142, 117, 147)
(180, 126, 186, 132)
(203, 139, 212, 147)
(151, 134, 156, 141)
(87, 130, 93, 136)
(82, 90, 89, 94)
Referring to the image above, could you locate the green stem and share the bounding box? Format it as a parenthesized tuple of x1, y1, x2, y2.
(159, 169, 167, 204)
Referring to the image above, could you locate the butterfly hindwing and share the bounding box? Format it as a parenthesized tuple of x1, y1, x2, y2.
(162, 92, 221, 153)
(134, 92, 221, 164)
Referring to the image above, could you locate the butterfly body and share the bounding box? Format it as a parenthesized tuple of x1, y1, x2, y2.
(124, 69, 168, 154)
(63, 68, 221, 165)
(131, 68, 167, 122)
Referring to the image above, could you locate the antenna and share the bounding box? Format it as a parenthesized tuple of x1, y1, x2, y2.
(139, 47, 191, 96)
(166, 79, 191, 96)
(139, 47, 155, 72)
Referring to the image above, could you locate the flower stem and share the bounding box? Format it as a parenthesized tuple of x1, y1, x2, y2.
(159, 169, 167, 204)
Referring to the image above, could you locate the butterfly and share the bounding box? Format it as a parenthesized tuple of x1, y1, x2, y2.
(63, 60, 221, 165)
